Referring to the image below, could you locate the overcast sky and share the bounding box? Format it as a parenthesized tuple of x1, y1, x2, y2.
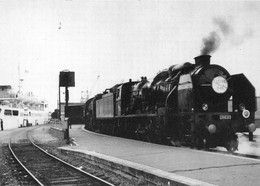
(0, 0, 260, 111)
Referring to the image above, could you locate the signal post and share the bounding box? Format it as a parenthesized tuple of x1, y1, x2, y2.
(59, 70, 75, 144)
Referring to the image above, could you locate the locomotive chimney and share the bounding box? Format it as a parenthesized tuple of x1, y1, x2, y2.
(194, 55, 211, 66)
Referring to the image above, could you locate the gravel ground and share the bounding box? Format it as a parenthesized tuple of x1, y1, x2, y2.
(36, 128, 139, 186)
(0, 144, 20, 185)
(0, 125, 140, 186)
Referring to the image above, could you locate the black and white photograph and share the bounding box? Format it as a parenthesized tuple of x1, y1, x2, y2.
(0, 0, 260, 185)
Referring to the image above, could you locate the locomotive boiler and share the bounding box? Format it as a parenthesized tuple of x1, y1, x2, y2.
(84, 55, 257, 152)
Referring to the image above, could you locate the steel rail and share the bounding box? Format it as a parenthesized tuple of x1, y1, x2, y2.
(28, 135, 115, 186)
(9, 134, 115, 186)
(8, 138, 44, 186)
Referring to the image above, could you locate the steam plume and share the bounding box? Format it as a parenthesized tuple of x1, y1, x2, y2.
(213, 17, 233, 37)
(200, 31, 220, 55)
(200, 17, 231, 55)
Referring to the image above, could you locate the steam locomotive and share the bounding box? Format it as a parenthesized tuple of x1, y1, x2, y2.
(84, 55, 257, 152)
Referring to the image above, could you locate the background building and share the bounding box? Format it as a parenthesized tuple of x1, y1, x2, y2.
(58, 102, 85, 123)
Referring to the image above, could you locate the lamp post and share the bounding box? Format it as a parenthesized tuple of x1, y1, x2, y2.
(59, 70, 75, 144)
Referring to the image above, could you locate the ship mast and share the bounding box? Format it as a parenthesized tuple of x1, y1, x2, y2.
(18, 62, 24, 96)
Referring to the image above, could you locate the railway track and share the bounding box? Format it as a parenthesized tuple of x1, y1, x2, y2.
(9, 136, 115, 186)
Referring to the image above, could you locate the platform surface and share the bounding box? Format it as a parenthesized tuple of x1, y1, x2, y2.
(61, 125, 260, 186)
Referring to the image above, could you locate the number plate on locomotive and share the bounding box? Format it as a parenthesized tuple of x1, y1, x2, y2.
(220, 115, 231, 120)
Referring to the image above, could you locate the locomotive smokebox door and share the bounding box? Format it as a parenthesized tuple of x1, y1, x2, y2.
(59, 71, 75, 87)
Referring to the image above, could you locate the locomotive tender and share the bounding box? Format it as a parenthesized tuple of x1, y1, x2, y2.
(84, 55, 257, 151)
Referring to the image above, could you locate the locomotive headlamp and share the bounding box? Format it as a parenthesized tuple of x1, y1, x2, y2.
(248, 123, 256, 132)
(208, 124, 217, 134)
(242, 109, 250, 118)
(239, 103, 245, 110)
(202, 103, 208, 111)
(212, 76, 228, 94)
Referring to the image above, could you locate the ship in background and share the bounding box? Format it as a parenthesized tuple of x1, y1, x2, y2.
(0, 85, 50, 130)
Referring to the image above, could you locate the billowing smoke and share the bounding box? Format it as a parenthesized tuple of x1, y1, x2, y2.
(213, 17, 233, 37)
(200, 16, 254, 55)
(200, 31, 221, 55)
(200, 17, 232, 55)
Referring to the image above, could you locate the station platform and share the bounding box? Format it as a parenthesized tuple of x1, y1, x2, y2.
(56, 125, 260, 186)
